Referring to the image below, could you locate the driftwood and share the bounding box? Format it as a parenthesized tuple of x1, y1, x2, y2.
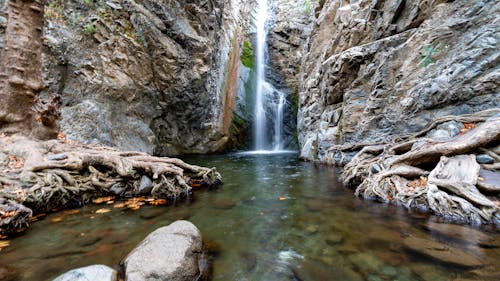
(0, 135, 222, 235)
(342, 111, 500, 224)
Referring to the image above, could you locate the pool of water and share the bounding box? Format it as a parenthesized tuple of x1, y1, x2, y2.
(0, 153, 498, 280)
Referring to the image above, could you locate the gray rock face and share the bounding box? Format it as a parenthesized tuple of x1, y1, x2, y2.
(0, 0, 252, 155)
(298, 0, 500, 163)
(123, 220, 203, 281)
(52, 265, 117, 281)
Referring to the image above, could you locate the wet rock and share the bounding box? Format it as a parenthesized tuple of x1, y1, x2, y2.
(403, 236, 484, 268)
(123, 220, 202, 281)
(325, 233, 344, 246)
(349, 253, 382, 273)
(410, 263, 448, 281)
(138, 175, 153, 194)
(52, 265, 117, 281)
(423, 222, 499, 248)
(109, 183, 125, 196)
(476, 154, 495, 164)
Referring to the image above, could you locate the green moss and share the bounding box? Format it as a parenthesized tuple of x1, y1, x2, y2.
(304, 0, 312, 15)
(240, 40, 255, 69)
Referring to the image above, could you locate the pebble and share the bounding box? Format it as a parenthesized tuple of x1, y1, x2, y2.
(476, 154, 494, 164)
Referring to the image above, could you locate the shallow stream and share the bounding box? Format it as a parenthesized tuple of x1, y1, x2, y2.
(0, 153, 498, 280)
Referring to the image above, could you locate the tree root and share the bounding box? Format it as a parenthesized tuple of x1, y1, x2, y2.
(0, 135, 222, 236)
(342, 111, 500, 224)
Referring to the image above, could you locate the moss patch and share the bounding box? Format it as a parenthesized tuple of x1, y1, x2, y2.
(240, 40, 255, 69)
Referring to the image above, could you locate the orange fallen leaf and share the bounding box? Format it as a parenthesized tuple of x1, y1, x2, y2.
(0, 234, 8, 240)
(113, 202, 127, 208)
(0, 240, 10, 251)
(63, 209, 80, 215)
(279, 196, 287, 201)
(92, 196, 115, 204)
(51, 216, 64, 223)
(29, 213, 47, 222)
(464, 123, 476, 129)
(149, 199, 167, 206)
(106, 201, 115, 205)
(95, 208, 111, 214)
(57, 132, 66, 140)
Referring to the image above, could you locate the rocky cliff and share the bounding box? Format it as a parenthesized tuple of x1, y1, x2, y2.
(0, 0, 253, 155)
(298, 0, 500, 164)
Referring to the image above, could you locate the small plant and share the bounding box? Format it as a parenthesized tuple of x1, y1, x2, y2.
(420, 42, 441, 67)
(83, 0, 92, 5)
(304, 0, 312, 15)
(240, 40, 255, 69)
(84, 23, 96, 34)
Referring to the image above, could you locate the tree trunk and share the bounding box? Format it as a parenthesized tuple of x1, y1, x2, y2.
(0, 0, 56, 138)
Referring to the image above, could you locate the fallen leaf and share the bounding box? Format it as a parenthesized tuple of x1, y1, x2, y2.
(29, 213, 46, 222)
(113, 202, 127, 208)
(57, 132, 66, 140)
(279, 196, 287, 201)
(149, 199, 167, 206)
(51, 216, 64, 223)
(95, 208, 111, 214)
(92, 196, 115, 204)
(0, 240, 10, 251)
(63, 209, 80, 215)
(464, 123, 476, 129)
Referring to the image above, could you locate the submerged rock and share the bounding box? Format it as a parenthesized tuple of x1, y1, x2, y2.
(52, 265, 117, 281)
(123, 220, 203, 281)
(403, 236, 484, 268)
(423, 222, 499, 248)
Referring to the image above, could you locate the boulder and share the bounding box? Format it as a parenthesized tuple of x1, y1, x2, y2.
(123, 220, 203, 281)
(52, 265, 117, 281)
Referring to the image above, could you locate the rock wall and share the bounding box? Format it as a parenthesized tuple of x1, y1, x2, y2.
(0, 0, 253, 155)
(298, 0, 500, 164)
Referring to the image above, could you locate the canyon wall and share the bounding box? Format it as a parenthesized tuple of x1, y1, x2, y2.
(0, 0, 252, 155)
(298, 0, 500, 164)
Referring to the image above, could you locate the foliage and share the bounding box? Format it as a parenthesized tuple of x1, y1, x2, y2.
(304, 0, 312, 15)
(420, 42, 441, 67)
(45, 0, 65, 21)
(83, 0, 93, 5)
(240, 40, 255, 69)
(84, 23, 96, 34)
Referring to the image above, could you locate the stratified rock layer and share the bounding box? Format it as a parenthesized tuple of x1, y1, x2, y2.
(0, 0, 252, 155)
(298, 0, 500, 164)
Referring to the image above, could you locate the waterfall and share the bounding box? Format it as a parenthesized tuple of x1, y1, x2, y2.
(253, 0, 286, 152)
(253, 0, 268, 150)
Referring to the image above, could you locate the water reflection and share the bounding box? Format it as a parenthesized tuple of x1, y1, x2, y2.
(0, 153, 498, 281)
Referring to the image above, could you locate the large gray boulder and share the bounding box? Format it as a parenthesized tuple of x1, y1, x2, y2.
(123, 220, 203, 281)
(52, 265, 117, 281)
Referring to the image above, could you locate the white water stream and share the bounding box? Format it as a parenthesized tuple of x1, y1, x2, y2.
(253, 0, 286, 152)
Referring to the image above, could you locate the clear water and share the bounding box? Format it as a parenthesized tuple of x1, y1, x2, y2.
(0, 153, 498, 280)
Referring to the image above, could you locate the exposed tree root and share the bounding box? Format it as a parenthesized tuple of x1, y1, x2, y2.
(0, 135, 222, 236)
(342, 111, 500, 224)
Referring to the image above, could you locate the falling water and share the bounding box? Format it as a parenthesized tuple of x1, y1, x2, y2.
(253, 0, 268, 150)
(253, 0, 286, 151)
(273, 91, 285, 150)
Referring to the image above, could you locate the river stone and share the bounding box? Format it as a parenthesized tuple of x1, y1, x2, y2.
(123, 220, 202, 281)
(476, 154, 495, 164)
(423, 222, 498, 248)
(52, 265, 117, 281)
(403, 237, 484, 268)
(138, 175, 153, 194)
